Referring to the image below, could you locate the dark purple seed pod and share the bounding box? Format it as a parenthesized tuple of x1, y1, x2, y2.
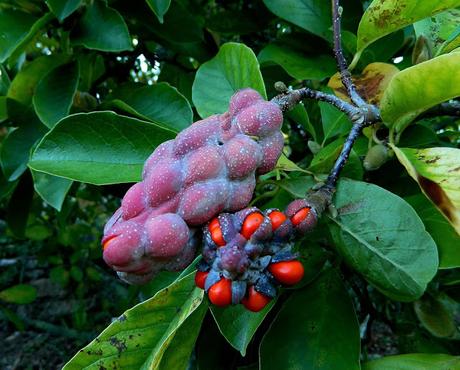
(250, 215, 273, 242)
(244, 241, 264, 258)
(219, 243, 250, 274)
(218, 213, 239, 243)
(255, 274, 277, 298)
(232, 280, 247, 304)
(204, 270, 222, 292)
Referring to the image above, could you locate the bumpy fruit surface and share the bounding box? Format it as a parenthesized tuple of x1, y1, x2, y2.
(102, 89, 284, 284)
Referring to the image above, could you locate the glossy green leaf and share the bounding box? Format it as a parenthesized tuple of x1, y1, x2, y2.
(46, 0, 81, 21)
(260, 269, 360, 370)
(158, 300, 207, 370)
(32, 171, 73, 211)
(393, 146, 460, 235)
(329, 179, 438, 301)
(107, 82, 192, 132)
(192, 42, 266, 118)
(8, 55, 68, 105)
(363, 354, 460, 370)
(146, 0, 171, 23)
(262, 0, 331, 40)
(258, 43, 336, 80)
(33, 62, 80, 128)
(29, 111, 176, 185)
(0, 284, 37, 305)
(71, 0, 132, 52)
(414, 9, 460, 56)
(210, 298, 277, 356)
(0, 9, 38, 63)
(406, 194, 460, 269)
(381, 53, 460, 132)
(353, 0, 460, 65)
(63, 273, 203, 370)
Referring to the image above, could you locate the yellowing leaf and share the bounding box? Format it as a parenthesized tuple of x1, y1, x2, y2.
(380, 53, 460, 132)
(328, 62, 399, 105)
(393, 146, 460, 235)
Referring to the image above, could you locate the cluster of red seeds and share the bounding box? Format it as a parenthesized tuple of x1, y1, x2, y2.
(101, 89, 284, 284)
(195, 199, 317, 312)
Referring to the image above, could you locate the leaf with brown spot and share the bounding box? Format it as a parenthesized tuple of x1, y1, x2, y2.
(393, 146, 460, 235)
(62, 272, 204, 370)
(352, 0, 460, 66)
(414, 8, 460, 56)
(328, 62, 399, 105)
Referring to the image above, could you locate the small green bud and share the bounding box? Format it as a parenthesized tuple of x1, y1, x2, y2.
(363, 144, 389, 171)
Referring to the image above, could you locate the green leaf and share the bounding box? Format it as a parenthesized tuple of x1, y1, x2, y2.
(33, 62, 80, 128)
(8, 55, 69, 106)
(285, 103, 317, 141)
(0, 119, 47, 181)
(46, 0, 81, 21)
(29, 111, 175, 185)
(258, 43, 336, 80)
(146, 0, 171, 23)
(0, 64, 11, 95)
(414, 293, 458, 338)
(380, 53, 460, 132)
(0, 284, 37, 304)
(276, 154, 311, 174)
(329, 179, 438, 301)
(405, 194, 460, 269)
(319, 100, 351, 145)
(71, 0, 132, 52)
(414, 9, 460, 56)
(260, 269, 360, 370)
(106, 82, 192, 132)
(192, 42, 266, 118)
(32, 171, 73, 211)
(393, 146, 460, 235)
(63, 273, 203, 369)
(262, 0, 331, 40)
(308, 138, 344, 174)
(276, 176, 315, 198)
(7, 12, 55, 64)
(158, 300, 208, 370)
(362, 354, 460, 370)
(210, 298, 277, 356)
(353, 0, 460, 65)
(0, 9, 38, 63)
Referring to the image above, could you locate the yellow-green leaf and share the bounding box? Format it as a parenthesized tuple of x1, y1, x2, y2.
(353, 0, 460, 66)
(328, 62, 399, 105)
(393, 146, 460, 235)
(380, 53, 460, 132)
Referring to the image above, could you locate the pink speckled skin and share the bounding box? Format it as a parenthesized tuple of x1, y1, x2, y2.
(102, 89, 284, 284)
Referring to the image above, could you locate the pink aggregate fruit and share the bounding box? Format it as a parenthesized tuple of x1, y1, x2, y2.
(102, 88, 284, 284)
